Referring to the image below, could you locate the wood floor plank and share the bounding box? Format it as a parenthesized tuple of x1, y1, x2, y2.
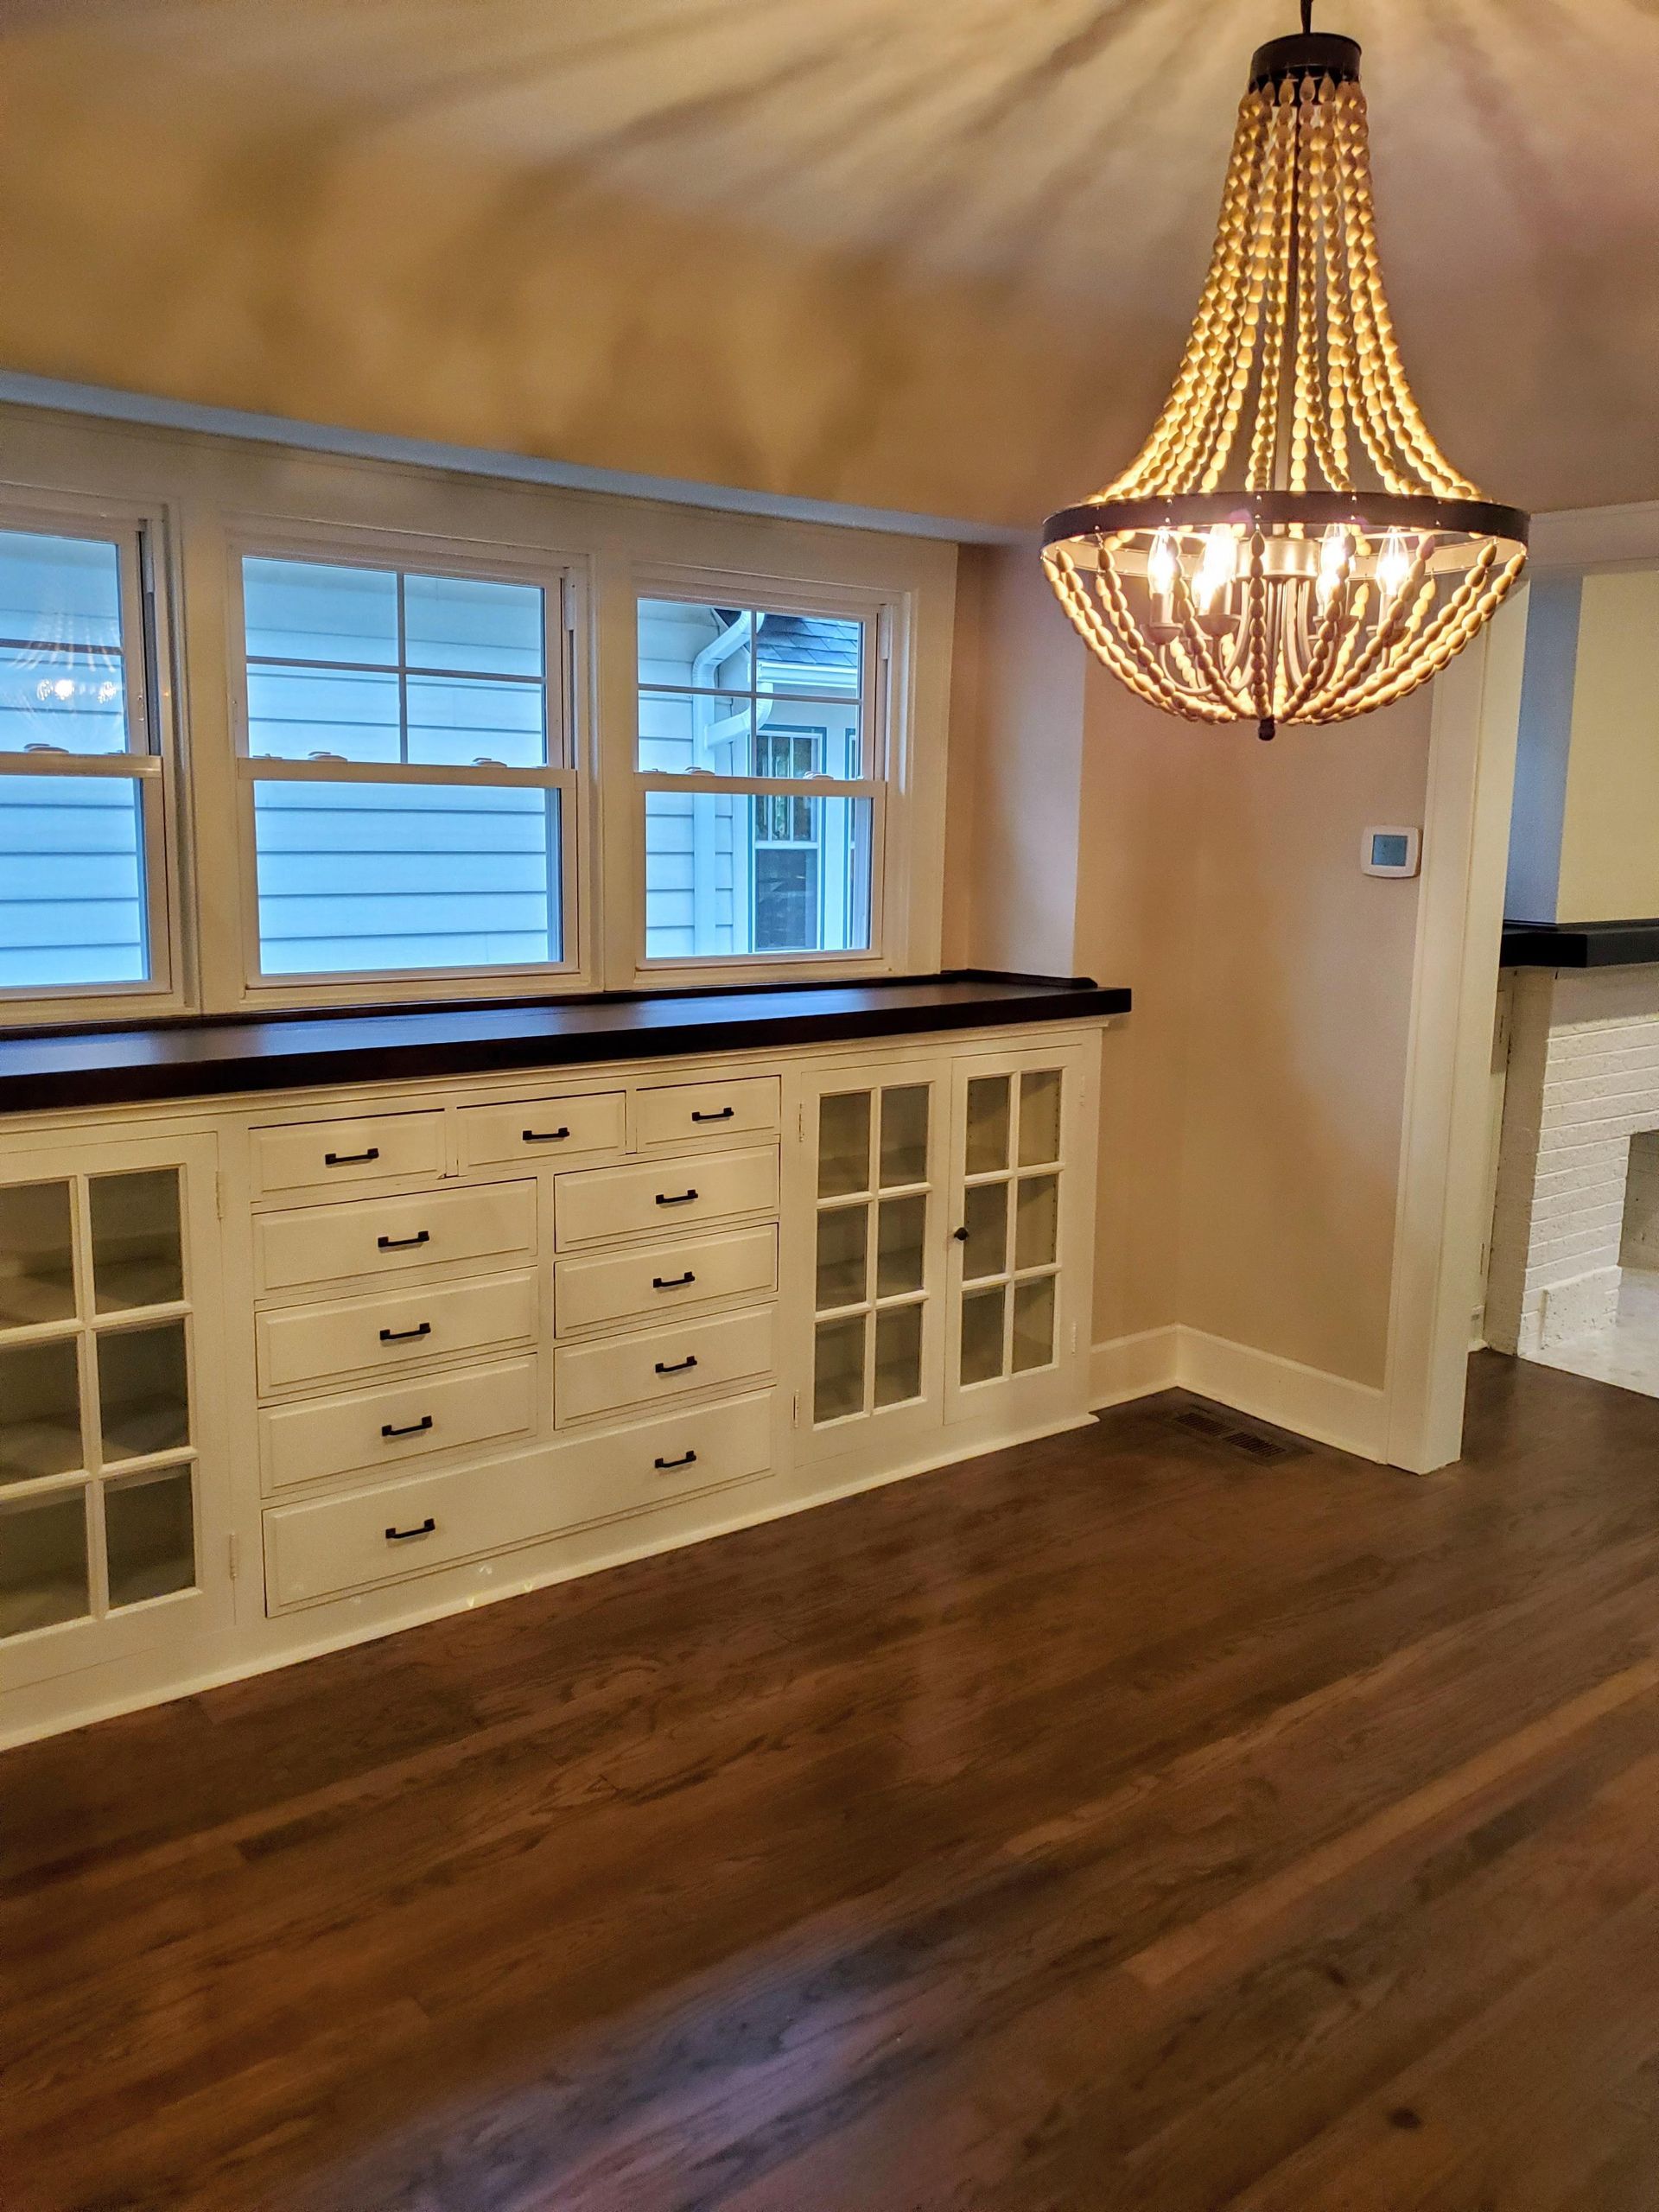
(6, 1354, 1659, 2209)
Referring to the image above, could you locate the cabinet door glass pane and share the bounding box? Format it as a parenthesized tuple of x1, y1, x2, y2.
(1015, 1176, 1059, 1272)
(876, 1194, 927, 1298)
(816, 1205, 868, 1312)
(965, 1077, 1011, 1176)
(817, 1092, 872, 1199)
(1019, 1071, 1063, 1167)
(1013, 1277, 1058, 1373)
(105, 1466, 197, 1610)
(0, 1338, 83, 1485)
(814, 1314, 867, 1423)
(90, 1169, 184, 1313)
(960, 1287, 1007, 1387)
(0, 1180, 76, 1330)
(0, 1487, 89, 1639)
(963, 1180, 1008, 1282)
(879, 1087, 929, 1188)
(97, 1320, 190, 1461)
(874, 1305, 923, 1408)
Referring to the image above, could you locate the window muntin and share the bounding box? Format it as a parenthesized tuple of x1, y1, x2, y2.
(237, 552, 573, 982)
(635, 596, 881, 964)
(0, 524, 166, 999)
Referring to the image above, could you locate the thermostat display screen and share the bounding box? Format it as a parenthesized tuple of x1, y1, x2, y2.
(1361, 826, 1421, 878)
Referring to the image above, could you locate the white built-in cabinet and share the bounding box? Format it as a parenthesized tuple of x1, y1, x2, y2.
(0, 1020, 1102, 1746)
(0, 1135, 231, 1689)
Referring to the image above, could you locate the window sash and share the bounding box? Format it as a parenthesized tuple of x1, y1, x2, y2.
(0, 512, 177, 1009)
(227, 539, 583, 993)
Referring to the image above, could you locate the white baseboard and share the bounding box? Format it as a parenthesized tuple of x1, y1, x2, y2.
(1090, 1323, 1389, 1464)
(1089, 1325, 1180, 1408)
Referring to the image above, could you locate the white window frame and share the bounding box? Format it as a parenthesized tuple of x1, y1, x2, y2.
(0, 492, 186, 1026)
(622, 565, 912, 986)
(219, 523, 593, 1007)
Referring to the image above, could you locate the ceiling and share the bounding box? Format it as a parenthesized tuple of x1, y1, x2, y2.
(0, 0, 1653, 525)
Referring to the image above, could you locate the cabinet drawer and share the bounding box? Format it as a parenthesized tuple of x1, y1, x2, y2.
(252, 1111, 444, 1196)
(556, 1225, 777, 1336)
(555, 1146, 778, 1249)
(256, 1272, 538, 1395)
(263, 1389, 775, 1609)
(260, 1357, 538, 1493)
(257, 1180, 537, 1295)
(458, 1090, 626, 1171)
(556, 1304, 775, 1425)
(634, 1076, 779, 1149)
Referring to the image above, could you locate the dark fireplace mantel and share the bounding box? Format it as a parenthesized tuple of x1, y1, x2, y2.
(1501, 920, 1659, 969)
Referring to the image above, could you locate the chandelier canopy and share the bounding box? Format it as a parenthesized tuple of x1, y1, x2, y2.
(1041, 10, 1529, 740)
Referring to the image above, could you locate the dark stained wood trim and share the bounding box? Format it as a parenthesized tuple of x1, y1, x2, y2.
(0, 971, 1130, 1115)
(1502, 919, 1659, 969)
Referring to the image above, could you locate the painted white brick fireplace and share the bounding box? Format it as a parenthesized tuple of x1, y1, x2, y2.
(1487, 965, 1659, 1355)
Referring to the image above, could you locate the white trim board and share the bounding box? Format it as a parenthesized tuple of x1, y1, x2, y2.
(0, 372, 1027, 548)
(1090, 1325, 1388, 1464)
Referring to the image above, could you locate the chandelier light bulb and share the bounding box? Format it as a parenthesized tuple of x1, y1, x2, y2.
(1147, 528, 1181, 606)
(1040, 8, 1528, 741)
(1194, 524, 1239, 614)
(1375, 528, 1414, 604)
(1316, 526, 1351, 610)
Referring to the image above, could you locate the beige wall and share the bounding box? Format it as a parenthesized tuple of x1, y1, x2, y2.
(1556, 569, 1659, 924)
(949, 557, 1437, 1390)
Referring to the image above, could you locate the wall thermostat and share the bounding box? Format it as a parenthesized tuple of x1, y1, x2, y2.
(1362, 827, 1421, 879)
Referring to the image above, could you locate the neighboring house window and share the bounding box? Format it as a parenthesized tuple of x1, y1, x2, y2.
(0, 523, 170, 1001)
(636, 594, 880, 964)
(235, 553, 574, 982)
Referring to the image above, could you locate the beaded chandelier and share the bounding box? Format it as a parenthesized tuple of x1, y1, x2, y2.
(1041, 7, 1529, 740)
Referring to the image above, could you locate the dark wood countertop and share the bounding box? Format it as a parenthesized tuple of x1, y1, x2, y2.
(0, 971, 1130, 1116)
(1501, 920, 1659, 969)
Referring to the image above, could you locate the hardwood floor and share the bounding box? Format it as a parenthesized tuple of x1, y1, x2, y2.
(7, 1351, 1659, 2210)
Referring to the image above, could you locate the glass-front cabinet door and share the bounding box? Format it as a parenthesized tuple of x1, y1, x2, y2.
(0, 1135, 228, 1688)
(799, 1061, 944, 1453)
(944, 1046, 1088, 1422)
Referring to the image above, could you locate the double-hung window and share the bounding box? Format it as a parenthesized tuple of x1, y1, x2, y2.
(0, 518, 171, 1005)
(233, 549, 576, 986)
(635, 588, 885, 965)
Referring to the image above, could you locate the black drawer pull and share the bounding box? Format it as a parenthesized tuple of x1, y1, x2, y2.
(379, 1321, 432, 1343)
(522, 1127, 570, 1143)
(654, 1355, 699, 1375)
(381, 1414, 434, 1438)
(654, 1449, 697, 1471)
(652, 1271, 696, 1290)
(655, 1189, 698, 1206)
(385, 1516, 436, 1541)
(691, 1107, 735, 1122)
(325, 1146, 380, 1166)
(378, 1230, 431, 1250)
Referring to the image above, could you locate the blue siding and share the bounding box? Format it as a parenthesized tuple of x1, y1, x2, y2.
(253, 781, 561, 976)
(0, 778, 148, 988)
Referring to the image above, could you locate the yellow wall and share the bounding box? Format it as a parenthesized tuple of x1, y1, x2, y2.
(1555, 569, 1659, 924)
